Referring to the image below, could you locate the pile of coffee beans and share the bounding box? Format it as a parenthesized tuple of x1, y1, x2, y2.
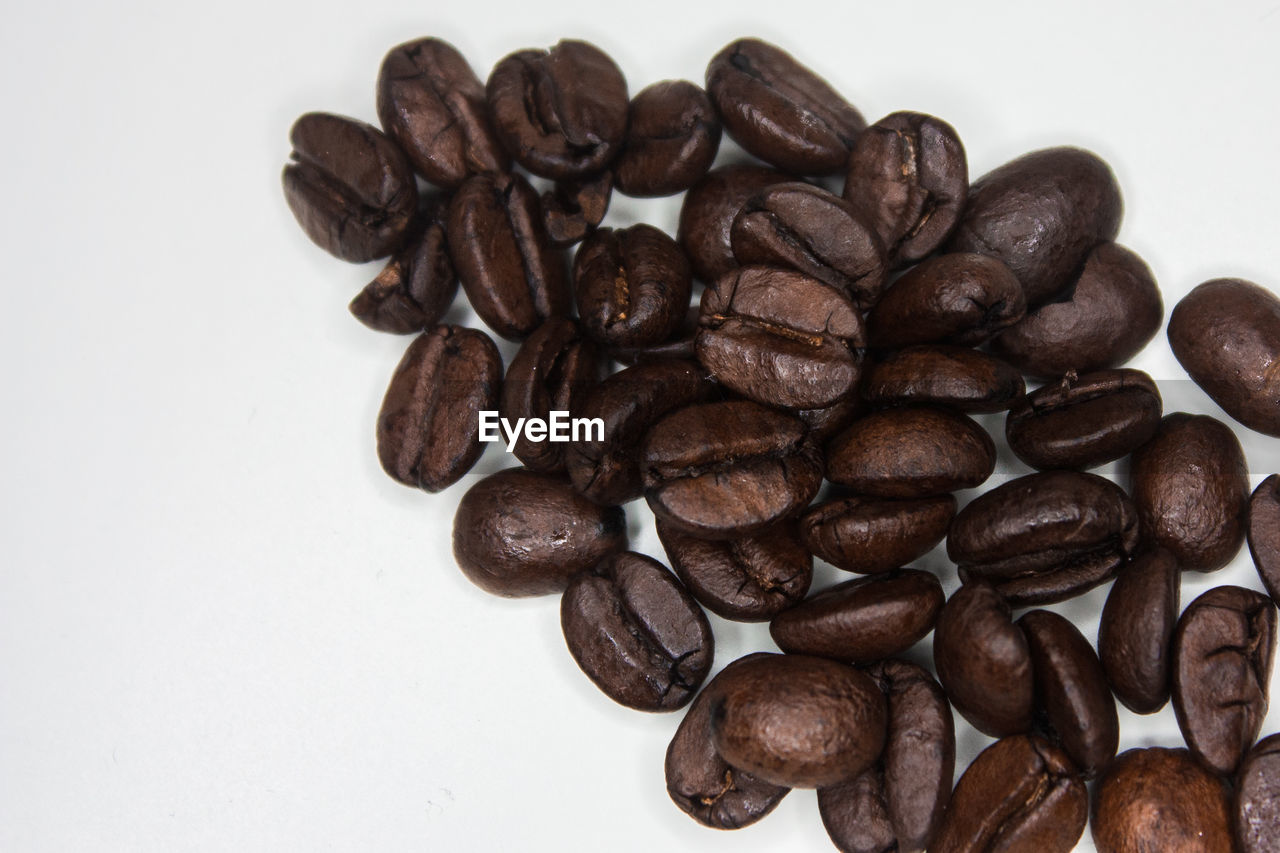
(282, 34, 1280, 852)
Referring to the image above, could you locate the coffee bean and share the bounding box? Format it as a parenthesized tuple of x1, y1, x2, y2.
(542, 172, 612, 248)
(613, 81, 721, 198)
(1098, 547, 1181, 714)
(452, 468, 627, 597)
(349, 196, 458, 334)
(282, 112, 418, 262)
(606, 305, 701, 365)
(798, 494, 955, 574)
(816, 769, 894, 853)
(1248, 474, 1280, 605)
(1092, 748, 1234, 853)
(1236, 733, 1280, 853)
(861, 345, 1025, 413)
(573, 224, 692, 349)
(678, 164, 790, 284)
(794, 395, 867, 444)
(375, 325, 502, 492)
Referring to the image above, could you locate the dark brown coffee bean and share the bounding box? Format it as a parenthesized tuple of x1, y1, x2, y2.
(825, 406, 995, 498)
(641, 400, 823, 539)
(1172, 585, 1276, 776)
(452, 468, 627, 597)
(613, 81, 721, 198)
(950, 471, 1140, 606)
(1098, 547, 1181, 714)
(1005, 368, 1162, 471)
(1130, 413, 1248, 573)
(795, 395, 867, 444)
(946, 146, 1123, 306)
(933, 735, 1088, 853)
(560, 551, 712, 712)
(542, 172, 612, 248)
(375, 325, 502, 492)
(862, 346, 1025, 413)
(350, 197, 458, 335)
(677, 164, 790, 284)
(1248, 474, 1280, 605)
(573, 225, 692, 349)
(865, 252, 1026, 349)
(842, 111, 968, 266)
(656, 520, 812, 622)
(799, 494, 954, 574)
(991, 242, 1163, 379)
(705, 38, 864, 175)
(816, 769, 894, 853)
(606, 305, 701, 365)
(1092, 748, 1234, 853)
(375, 37, 508, 189)
(1169, 278, 1280, 437)
(730, 182, 888, 308)
(282, 112, 418, 263)
(447, 171, 569, 341)
(1236, 733, 1280, 853)
(485, 40, 628, 180)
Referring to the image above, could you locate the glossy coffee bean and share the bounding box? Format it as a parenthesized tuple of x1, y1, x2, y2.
(561, 551, 712, 712)
(452, 468, 627, 597)
(1248, 474, 1280, 605)
(861, 346, 1025, 413)
(1092, 748, 1234, 853)
(282, 112, 418, 262)
(1098, 547, 1181, 714)
(816, 769, 894, 853)
(375, 325, 502, 492)
(1236, 733, 1280, 853)
(677, 164, 790, 284)
(795, 395, 867, 444)
(542, 172, 611, 248)
(607, 305, 701, 366)
(798, 493, 954, 574)
(1130, 413, 1248, 573)
(349, 197, 458, 334)
(573, 224, 692, 349)
(613, 81, 721, 197)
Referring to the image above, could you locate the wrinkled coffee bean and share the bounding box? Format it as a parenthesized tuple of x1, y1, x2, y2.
(677, 164, 791, 284)
(1236, 733, 1280, 853)
(1092, 747, 1234, 853)
(1248, 474, 1280, 605)
(799, 493, 954, 574)
(614, 81, 721, 197)
(573, 224, 693, 349)
(862, 346, 1025, 413)
(350, 197, 458, 334)
(542, 172, 612, 248)
(1098, 547, 1181, 714)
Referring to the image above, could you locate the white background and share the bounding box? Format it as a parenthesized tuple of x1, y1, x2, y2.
(2, 0, 1279, 850)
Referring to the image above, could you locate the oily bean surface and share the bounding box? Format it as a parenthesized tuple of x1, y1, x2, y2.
(350, 197, 458, 334)
(1097, 547, 1181, 714)
(574, 224, 692, 349)
(1092, 747, 1234, 853)
(614, 80, 721, 197)
(1248, 474, 1280, 604)
(799, 494, 954, 574)
(1236, 733, 1280, 853)
(861, 346, 1025, 413)
(677, 164, 791, 284)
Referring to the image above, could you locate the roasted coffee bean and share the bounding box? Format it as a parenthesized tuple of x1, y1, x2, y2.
(677, 164, 790, 284)
(565, 360, 714, 506)
(950, 470, 1140, 606)
(861, 346, 1025, 413)
(452, 468, 626, 597)
(1248, 474, 1280, 605)
(708, 653, 886, 787)
(664, 654, 789, 829)
(1098, 547, 1181, 714)
(825, 406, 995, 498)
(1172, 585, 1276, 776)
(375, 37, 508, 189)
(946, 146, 1123, 306)
(1236, 733, 1280, 853)
(485, 40, 628, 180)
(349, 197, 458, 334)
(1092, 747, 1234, 853)
(705, 38, 865, 175)
(613, 81, 721, 198)
(607, 305, 701, 365)
(816, 769, 894, 853)
(696, 266, 865, 410)
(991, 242, 1163, 378)
(376, 325, 502, 492)
(542, 172, 612, 248)
(730, 182, 888, 308)
(1130, 413, 1248, 573)
(573, 225, 693, 349)
(282, 112, 418, 262)
(933, 735, 1088, 853)
(769, 570, 944, 663)
(641, 400, 823, 538)
(1169, 278, 1280, 437)
(447, 171, 569, 341)
(842, 111, 968, 266)
(799, 493, 954, 574)
(933, 582, 1034, 736)
(1019, 609, 1119, 778)
(656, 520, 812, 622)
(561, 551, 712, 712)
(794, 395, 866, 444)
(865, 252, 1025, 349)
(1005, 368, 1162, 471)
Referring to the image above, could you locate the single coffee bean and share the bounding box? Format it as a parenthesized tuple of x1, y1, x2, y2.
(1248, 474, 1280, 605)
(1130, 412, 1248, 573)
(1169, 278, 1280, 437)
(375, 37, 508, 189)
(641, 400, 823, 539)
(705, 38, 865, 175)
(794, 395, 867, 444)
(950, 470, 1140, 606)
(607, 305, 701, 365)
(560, 551, 713, 712)
(349, 197, 458, 334)
(1171, 585, 1276, 776)
(1092, 747, 1234, 853)
(1005, 368, 1162, 471)
(825, 406, 995, 498)
(708, 654, 886, 787)
(541, 171, 612, 248)
(696, 266, 865, 410)
(861, 346, 1025, 413)
(730, 182, 888, 308)
(375, 325, 502, 492)
(447, 171, 569, 341)
(656, 520, 812, 622)
(677, 164, 790, 284)
(816, 769, 894, 853)
(945, 146, 1123, 305)
(933, 581, 1034, 736)
(573, 224, 693, 349)
(452, 468, 627, 597)
(486, 40, 628, 180)
(932, 735, 1088, 853)
(1236, 733, 1280, 853)
(991, 242, 1163, 378)
(842, 111, 968, 266)
(282, 112, 418, 262)
(865, 252, 1026, 349)
(613, 81, 721, 198)
(1097, 547, 1181, 714)
(799, 493, 955, 574)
